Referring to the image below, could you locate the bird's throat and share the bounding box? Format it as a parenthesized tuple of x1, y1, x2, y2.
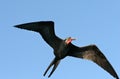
(65, 39, 72, 44)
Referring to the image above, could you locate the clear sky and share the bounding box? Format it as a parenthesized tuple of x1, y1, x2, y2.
(0, 0, 120, 79)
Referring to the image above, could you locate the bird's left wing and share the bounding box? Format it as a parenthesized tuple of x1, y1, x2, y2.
(68, 44, 119, 79)
(14, 21, 62, 50)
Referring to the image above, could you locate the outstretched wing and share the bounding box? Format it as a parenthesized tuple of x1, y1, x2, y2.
(14, 21, 63, 50)
(68, 44, 119, 79)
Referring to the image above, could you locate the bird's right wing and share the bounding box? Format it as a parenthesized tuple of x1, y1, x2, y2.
(68, 44, 119, 79)
(14, 21, 63, 50)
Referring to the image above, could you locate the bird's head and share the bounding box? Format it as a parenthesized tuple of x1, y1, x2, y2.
(65, 37, 76, 44)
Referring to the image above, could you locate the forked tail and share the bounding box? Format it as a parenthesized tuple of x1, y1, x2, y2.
(43, 58, 60, 78)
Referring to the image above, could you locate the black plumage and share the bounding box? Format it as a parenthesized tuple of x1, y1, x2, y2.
(14, 21, 119, 79)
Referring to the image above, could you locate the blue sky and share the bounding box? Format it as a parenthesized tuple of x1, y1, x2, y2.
(0, 0, 120, 79)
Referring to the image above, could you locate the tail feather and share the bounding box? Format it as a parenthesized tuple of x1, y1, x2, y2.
(43, 58, 55, 76)
(44, 58, 60, 78)
(48, 60, 60, 77)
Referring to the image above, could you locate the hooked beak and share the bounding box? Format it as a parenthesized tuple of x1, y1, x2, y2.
(71, 38, 76, 41)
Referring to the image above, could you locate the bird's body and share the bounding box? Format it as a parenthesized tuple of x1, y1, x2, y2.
(54, 40, 70, 59)
(14, 21, 119, 79)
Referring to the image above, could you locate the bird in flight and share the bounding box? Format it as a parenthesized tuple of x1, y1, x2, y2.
(14, 21, 119, 79)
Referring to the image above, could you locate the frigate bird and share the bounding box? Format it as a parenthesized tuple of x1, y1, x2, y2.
(14, 21, 119, 79)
